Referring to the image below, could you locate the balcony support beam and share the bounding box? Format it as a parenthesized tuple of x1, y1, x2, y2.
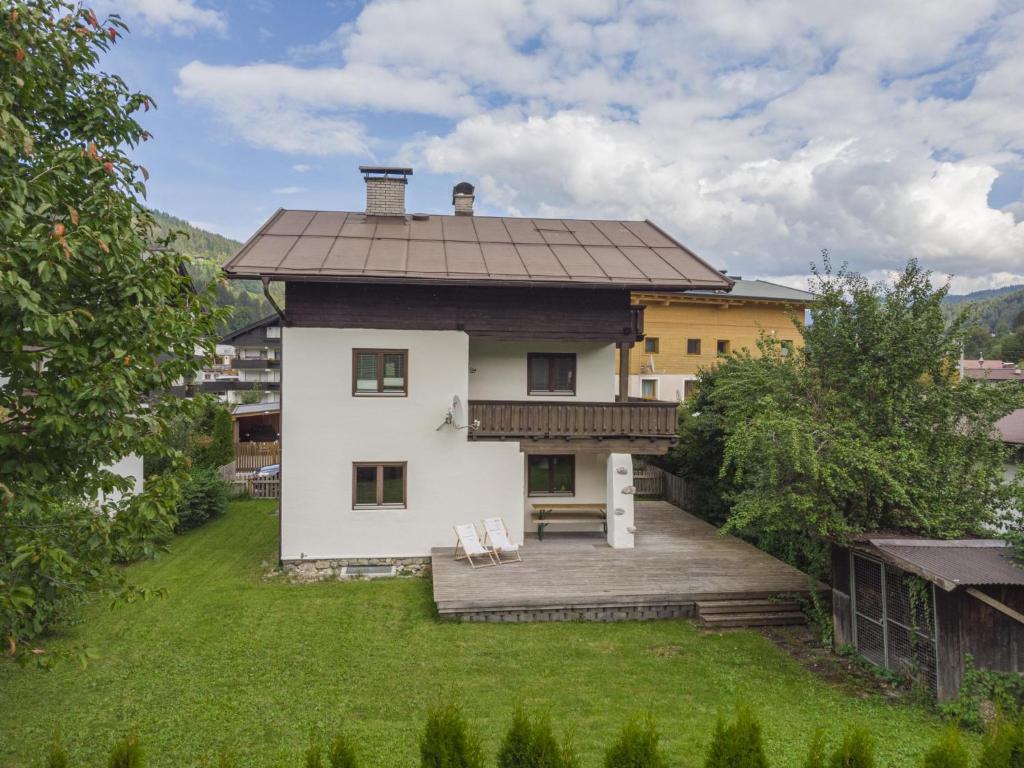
(617, 342, 632, 402)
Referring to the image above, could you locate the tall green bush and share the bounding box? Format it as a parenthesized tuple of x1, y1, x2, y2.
(604, 715, 667, 768)
(108, 735, 145, 768)
(420, 703, 483, 768)
(173, 467, 229, 531)
(498, 711, 577, 768)
(704, 706, 768, 768)
(328, 730, 360, 768)
(829, 729, 874, 768)
(803, 730, 827, 768)
(979, 714, 1024, 768)
(46, 736, 69, 768)
(920, 726, 969, 768)
(191, 403, 234, 470)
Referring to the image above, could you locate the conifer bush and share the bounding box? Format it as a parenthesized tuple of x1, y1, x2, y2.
(920, 726, 969, 768)
(46, 736, 69, 768)
(704, 706, 768, 768)
(604, 715, 668, 768)
(420, 703, 484, 768)
(802, 730, 827, 768)
(978, 714, 1024, 768)
(829, 729, 874, 768)
(328, 729, 360, 768)
(497, 710, 577, 768)
(108, 735, 145, 768)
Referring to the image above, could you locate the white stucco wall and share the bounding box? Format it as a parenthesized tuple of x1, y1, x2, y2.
(281, 327, 523, 559)
(469, 340, 616, 401)
(522, 452, 611, 535)
(99, 453, 144, 506)
(619, 374, 696, 402)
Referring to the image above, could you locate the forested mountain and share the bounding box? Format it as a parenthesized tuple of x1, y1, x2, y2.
(944, 283, 1024, 361)
(149, 211, 280, 335)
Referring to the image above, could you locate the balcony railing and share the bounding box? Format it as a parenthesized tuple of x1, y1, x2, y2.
(467, 399, 678, 443)
(233, 357, 281, 369)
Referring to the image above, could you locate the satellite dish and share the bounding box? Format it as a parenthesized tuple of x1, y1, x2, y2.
(435, 395, 480, 431)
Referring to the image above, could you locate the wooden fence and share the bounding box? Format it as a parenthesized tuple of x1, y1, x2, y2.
(234, 441, 280, 472)
(635, 464, 697, 511)
(248, 476, 280, 499)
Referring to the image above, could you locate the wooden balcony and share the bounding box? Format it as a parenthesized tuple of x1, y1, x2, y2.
(233, 357, 281, 369)
(467, 399, 679, 455)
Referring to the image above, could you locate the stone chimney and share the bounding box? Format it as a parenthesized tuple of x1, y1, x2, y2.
(452, 181, 475, 216)
(359, 166, 412, 217)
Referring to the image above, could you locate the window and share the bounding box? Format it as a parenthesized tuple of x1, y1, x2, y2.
(686, 338, 701, 355)
(527, 455, 575, 495)
(683, 379, 696, 400)
(527, 353, 576, 395)
(353, 349, 407, 395)
(644, 337, 659, 354)
(265, 326, 281, 339)
(780, 339, 794, 356)
(716, 340, 730, 355)
(640, 379, 658, 400)
(353, 462, 406, 508)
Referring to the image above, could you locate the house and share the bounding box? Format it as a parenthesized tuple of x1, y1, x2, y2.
(831, 536, 1024, 700)
(218, 315, 282, 405)
(222, 166, 732, 568)
(962, 358, 1024, 382)
(624, 279, 816, 400)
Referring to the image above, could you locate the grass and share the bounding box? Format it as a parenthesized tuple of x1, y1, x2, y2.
(0, 501, 967, 767)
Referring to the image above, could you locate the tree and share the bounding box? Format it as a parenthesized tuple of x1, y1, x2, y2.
(667, 258, 1024, 576)
(0, 1, 223, 660)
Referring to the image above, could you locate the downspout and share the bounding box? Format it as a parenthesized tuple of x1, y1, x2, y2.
(261, 276, 286, 566)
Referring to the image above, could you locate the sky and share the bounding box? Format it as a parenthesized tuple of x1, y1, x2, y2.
(97, 0, 1024, 293)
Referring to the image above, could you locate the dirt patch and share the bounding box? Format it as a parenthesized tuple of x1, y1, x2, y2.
(649, 644, 688, 659)
(756, 625, 909, 701)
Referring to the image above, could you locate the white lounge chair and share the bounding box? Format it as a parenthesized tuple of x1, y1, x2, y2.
(482, 517, 522, 564)
(453, 523, 497, 569)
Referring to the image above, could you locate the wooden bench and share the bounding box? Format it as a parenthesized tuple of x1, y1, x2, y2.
(530, 503, 607, 540)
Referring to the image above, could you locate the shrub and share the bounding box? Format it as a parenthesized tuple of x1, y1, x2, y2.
(978, 714, 1024, 768)
(803, 730, 827, 768)
(420, 703, 484, 768)
(191, 403, 234, 470)
(829, 729, 874, 768)
(108, 735, 144, 768)
(46, 736, 69, 768)
(941, 656, 1024, 730)
(328, 730, 360, 768)
(920, 726, 969, 768)
(173, 467, 229, 531)
(704, 706, 768, 768)
(604, 715, 667, 768)
(498, 711, 577, 768)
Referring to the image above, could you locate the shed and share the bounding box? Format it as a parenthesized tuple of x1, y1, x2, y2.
(832, 537, 1024, 700)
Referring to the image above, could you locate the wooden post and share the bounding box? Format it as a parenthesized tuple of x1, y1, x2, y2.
(618, 342, 632, 402)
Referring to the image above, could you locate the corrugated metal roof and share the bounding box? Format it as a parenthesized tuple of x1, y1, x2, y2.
(997, 408, 1024, 445)
(223, 210, 732, 291)
(867, 538, 1024, 590)
(231, 403, 280, 417)
(641, 278, 816, 303)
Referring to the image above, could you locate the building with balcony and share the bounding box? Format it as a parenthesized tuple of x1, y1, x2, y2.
(219, 315, 282, 405)
(624, 279, 816, 401)
(222, 166, 732, 564)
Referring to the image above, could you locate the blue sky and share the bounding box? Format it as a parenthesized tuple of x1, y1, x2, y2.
(100, 0, 1024, 292)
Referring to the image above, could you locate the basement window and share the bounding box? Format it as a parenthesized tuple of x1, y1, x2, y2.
(353, 462, 407, 508)
(527, 455, 575, 496)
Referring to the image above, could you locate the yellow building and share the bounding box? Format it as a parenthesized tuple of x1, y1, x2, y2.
(623, 279, 816, 401)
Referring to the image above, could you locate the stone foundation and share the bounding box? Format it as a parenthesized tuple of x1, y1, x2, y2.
(282, 556, 430, 583)
(445, 603, 696, 623)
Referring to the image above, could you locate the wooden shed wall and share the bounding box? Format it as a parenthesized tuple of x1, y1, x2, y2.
(831, 544, 854, 647)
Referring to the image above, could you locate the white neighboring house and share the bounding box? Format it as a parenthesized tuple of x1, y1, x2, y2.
(222, 167, 732, 567)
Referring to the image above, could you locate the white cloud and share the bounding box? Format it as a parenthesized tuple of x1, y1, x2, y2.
(272, 186, 306, 195)
(291, 164, 313, 173)
(97, 0, 225, 36)
(177, 0, 1024, 282)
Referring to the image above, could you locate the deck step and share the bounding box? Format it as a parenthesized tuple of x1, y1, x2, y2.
(700, 611, 806, 628)
(696, 599, 802, 615)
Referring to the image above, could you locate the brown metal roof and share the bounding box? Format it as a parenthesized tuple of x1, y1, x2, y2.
(866, 538, 1024, 591)
(223, 210, 732, 291)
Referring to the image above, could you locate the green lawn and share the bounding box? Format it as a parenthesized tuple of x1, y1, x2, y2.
(1, 501, 966, 767)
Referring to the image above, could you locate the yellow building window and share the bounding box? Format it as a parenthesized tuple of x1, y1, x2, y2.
(717, 340, 730, 355)
(644, 337, 659, 354)
(686, 338, 701, 355)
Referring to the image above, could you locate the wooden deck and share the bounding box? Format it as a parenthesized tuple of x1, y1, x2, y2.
(431, 501, 815, 621)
